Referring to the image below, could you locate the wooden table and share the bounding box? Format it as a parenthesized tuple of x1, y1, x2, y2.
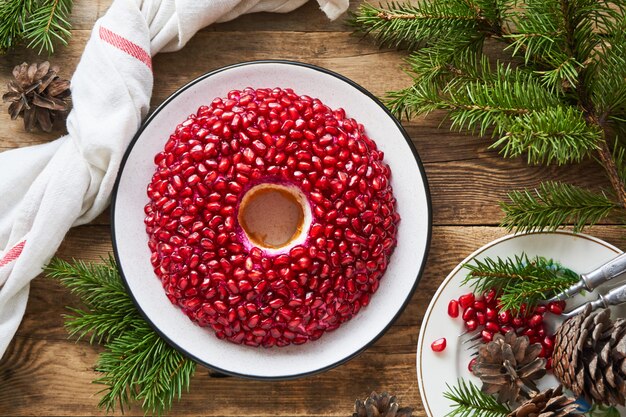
(1, 1, 624, 415)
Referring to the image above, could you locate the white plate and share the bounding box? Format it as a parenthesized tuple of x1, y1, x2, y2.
(111, 61, 432, 379)
(417, 231, 624, 416)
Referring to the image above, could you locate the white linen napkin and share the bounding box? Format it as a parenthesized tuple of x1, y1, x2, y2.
(0, 0, 348, 359)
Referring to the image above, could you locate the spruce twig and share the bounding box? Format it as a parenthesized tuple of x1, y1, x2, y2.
(45, 257, 196, 416)
(462, 253, 579, 312)
(0, 0, 73, 54)
(351, 0, 626, 233)
(444, 379, 510, 417)
(500, 181, 621, 233)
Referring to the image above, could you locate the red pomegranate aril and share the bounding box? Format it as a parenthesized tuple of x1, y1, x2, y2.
(485, 307, 497, 321)
(458, 293, 475, 309)
(476, 311, 486, 325)
(543, 335, 554, 349)
(473, 300, 487, 312)
(431, 338, 447, 352)
(484, 289, 497, 305)
(498, 310, 512, 324)
(468, 357, 477, 372)
(448, 300, 460, 318)
(485, 321, 500, 333)
(481, 330, 493, 342)
(465, 319, 478, 331)
(501, 325, 514, 334)
(462, 307, 476, 321)
(548, 301, 565, 315)
(512, 317, 525, 327)
(528, 314, 543, 328)
(534, 305, 547, 314)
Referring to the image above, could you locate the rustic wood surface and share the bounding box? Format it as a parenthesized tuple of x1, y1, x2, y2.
(0, 1, 624, 416)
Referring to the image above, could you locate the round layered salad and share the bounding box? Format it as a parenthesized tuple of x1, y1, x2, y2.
(144, 87, 399, 347)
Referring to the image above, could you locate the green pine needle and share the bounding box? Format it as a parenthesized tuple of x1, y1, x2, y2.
(444, 379, 510, 417)
(45, 257, 196, 416)
(500, 181, 622, 233)
(462, 253, 579, 312)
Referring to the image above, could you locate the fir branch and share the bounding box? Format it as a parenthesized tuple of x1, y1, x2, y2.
(351, 0, 626, 233)
(500, 181, 621, 233)
(45, 257, 197, 416)
(462, 253, 579, 312)
(0, 0, 73, 54)
(444, 379, 510, 417)
(0, 0, 33, 53)
(23, 0, 73, 54)
(95, 327, 196, 416)
(387, 62, 561, 137)
(492, 106, 602, 165)
(349, 1, 489, 50)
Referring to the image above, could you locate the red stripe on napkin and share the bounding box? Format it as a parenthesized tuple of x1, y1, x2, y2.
(99, 26, 152, 70)
(0, 241, 26, 268)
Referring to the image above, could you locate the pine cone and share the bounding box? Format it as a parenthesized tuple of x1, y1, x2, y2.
(352, 392, 412, 417)
(472, 331, 547, 405)
(2, 61, 71, 132)
(507, 386, 582, 417)
(552, 305, 626, 406)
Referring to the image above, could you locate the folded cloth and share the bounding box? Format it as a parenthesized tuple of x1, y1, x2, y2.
(0, 0, 348, 360)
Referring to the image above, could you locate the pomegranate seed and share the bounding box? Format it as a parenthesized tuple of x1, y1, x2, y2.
(512, 317, 525, 327)
(144, 87, 399, 347)
(448, 300, 459, 318)
(528, 314, 543, 328)
(501, 325, 514, 334)
(543, 335, 554, 349)
(498, 310, 512, 324)
(458, 293, 475, 309)
(481, 330, 493, 342)
(476, 311, 486, 325)
(431, 338, 447, 352)
(485, 321, 500, 333)
(484, 289, 497, 305)
(548, 301, 564, 315)
(462, 307, 476, 321)
(465, 319, 478, 331)
(473, 300, 487, 312)
(468, 357, 477, 372)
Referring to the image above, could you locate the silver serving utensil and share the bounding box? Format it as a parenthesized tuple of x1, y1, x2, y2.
(547, 252, 626, 302)
(561, 281, 626, 318)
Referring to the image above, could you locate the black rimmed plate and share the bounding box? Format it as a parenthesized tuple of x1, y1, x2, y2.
(111, 60, 431, 379)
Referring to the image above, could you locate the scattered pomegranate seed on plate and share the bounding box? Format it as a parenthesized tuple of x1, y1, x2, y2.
(431, 338, 447, 352)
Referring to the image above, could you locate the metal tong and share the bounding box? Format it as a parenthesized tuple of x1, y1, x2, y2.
(548, 252, 626, 302)
(562, 282, 626, 318)
(548, 252, 626, 317)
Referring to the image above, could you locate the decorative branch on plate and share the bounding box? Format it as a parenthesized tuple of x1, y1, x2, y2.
(444, 379, 511, 417)
(350, 0, 626, 232)
(45, 256, 196, 416)
(462, 254, 579, 312)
